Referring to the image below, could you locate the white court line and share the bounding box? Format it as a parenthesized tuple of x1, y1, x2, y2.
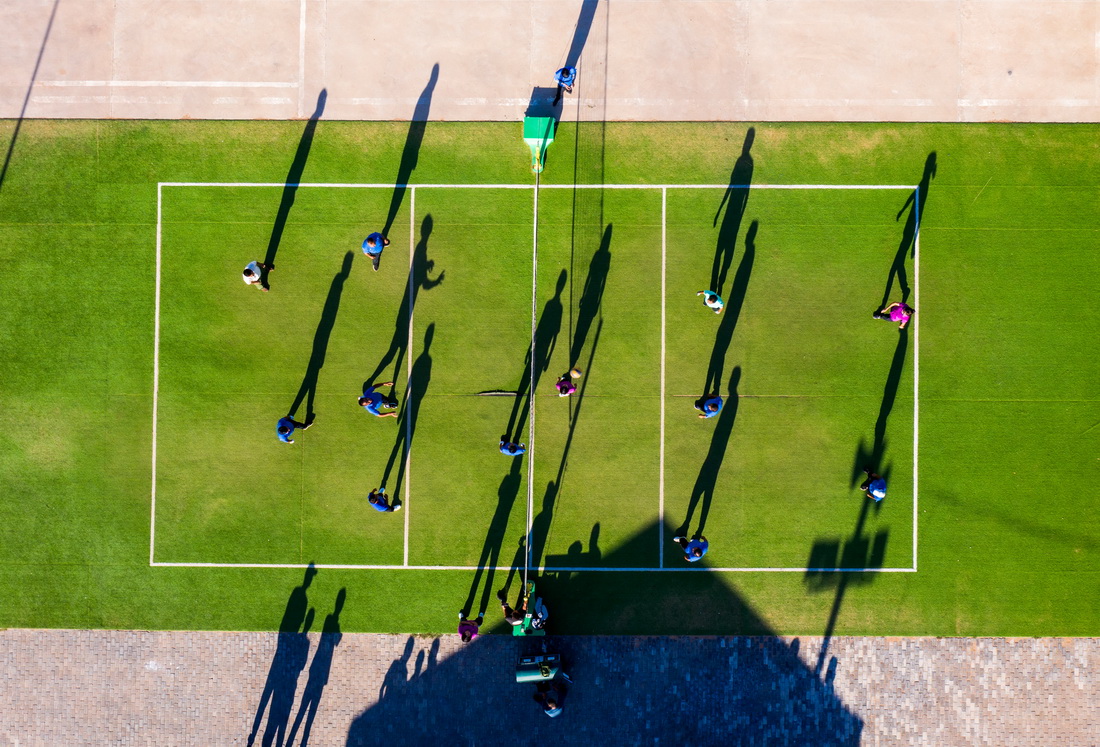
(157, 182, 918, 190)
(659, 187, 667, 568)
(913, 186, 921, 572)
(37, 80, 297, 88)
(404, 188, 416, 567)
(153, 181, 920, 574)
(150, 184, 163, 566)
(150, 561, 916, 573)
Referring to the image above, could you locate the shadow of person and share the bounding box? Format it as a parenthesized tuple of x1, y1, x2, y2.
(382, 65, 439, 237)
(569, 225, 612, 370)
(505, 269, 567, 442)
(264, 89, 327, 277)
(711, 128, 755, 296)
(564, 0, 600, 69)
(0, 0, 59, 195)
(704, 221, 757, 396)
(248, 564, 318, 747)
(378, 324, 435, 495)
(880, 152, 936, 309)
(378, 636, 415, 701)
(289, 251, 354, 422)
(677, 366, 741, 539)
(366, 215, 444, 386)
(464, 458, 524, 617)
(850, 326, 909, 488)
(286, 588, 345, 747)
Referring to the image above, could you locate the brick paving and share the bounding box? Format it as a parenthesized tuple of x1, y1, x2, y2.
(0, 630, 1096, 746)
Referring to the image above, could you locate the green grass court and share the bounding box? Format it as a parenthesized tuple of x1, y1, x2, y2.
(0, 120, 1096, 635)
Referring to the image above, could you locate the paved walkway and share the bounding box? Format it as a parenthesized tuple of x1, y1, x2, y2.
(3, 0, 1099, 122)
(1, 630, 1095, 745)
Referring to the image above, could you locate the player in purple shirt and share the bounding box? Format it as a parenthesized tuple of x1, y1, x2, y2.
(673, 535, 709, 562)
(873, 302, 914, 329)
(457, 611, 482, 643)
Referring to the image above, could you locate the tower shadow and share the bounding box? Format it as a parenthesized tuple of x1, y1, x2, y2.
(676, 366, 741, 540)
(880, 152, 936, 309)
(464, 457, 524, 617)
(711, 128, 755, 296)
(0, 0, 59, 195)
(703, 221, 757, 396)
(382, 64, 439, 237)
(264, 89, 327, 273)
(851, 327, 909, 487)
(286, 588, 345, 747)
(366, 215, 444, 386)
(504, 269, 566, 442)
(289, 251, 354, 421)
(247, 565, 317, 747)
(379, 324, 435, 496)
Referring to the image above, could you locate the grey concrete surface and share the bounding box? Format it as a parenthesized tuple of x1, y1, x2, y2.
(0, 630, 1096, 746)
(2, 0, 1098, 122)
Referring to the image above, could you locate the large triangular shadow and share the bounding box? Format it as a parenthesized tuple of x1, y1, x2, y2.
(346, 520, 862, 744)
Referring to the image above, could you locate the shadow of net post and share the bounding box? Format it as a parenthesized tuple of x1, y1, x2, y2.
(880, 152, 936, 310)
(703, 220, 757, 396)
(382, 64, 439, 237)
(248, 564, 317, 747)
(377, 324, 434, 495)
(0, 0, 59, 195)
(711, 127, 755, 296)
(677, 366, 741, 540)
(366, 214, 444, 387)
(289, 251, 354, 421)
(286, 588, 345, 747)
(264, 89, 327, 273)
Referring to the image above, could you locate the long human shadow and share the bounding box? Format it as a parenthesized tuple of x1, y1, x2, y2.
(0, 0, 59, 195)
(569, 225, 612, 369)
(463, 457, 524, 617)
(289, 251, 354, 421)
(382, 64, 439, 237)
(366, 214, 444, 386)
(880, 152, 936, 309)
(529, 319, 603, 573)
(378, 636, 415, 701)
(504, 269, 566, 442)
(248, 565, 317, 747)
(804, 495, 889, 676)
(564, 0, 601, 69)
(286, 588, 345, 747)
(264, 89, 327, 272)
(676, 366, 741, 540)
(711, 128, 755, 296)
(851, 327, 909, 487)
(379, 324, 435, 495)
(703, 221, 757, 396)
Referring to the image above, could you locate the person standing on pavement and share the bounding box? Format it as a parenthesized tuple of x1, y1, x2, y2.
(362, 232, 391, 271)
(553, 66, 577, 105)
(457, 611, 482, 643)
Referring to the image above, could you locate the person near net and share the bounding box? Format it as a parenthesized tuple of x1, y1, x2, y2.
(361, 232, 390, 272)
(694, 393, 723, 419)
(499, 437, 526, 456)
(367, 488, 401, 512)
(555, 367, 581, 397)
(553, 66, 577, 105)
(242, 260, 273, 291)
(359, 382, 399, 418)
(873, 301, 914, 329)
(497, 589, 527, 626)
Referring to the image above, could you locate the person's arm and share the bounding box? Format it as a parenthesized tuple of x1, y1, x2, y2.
(899, 318, 909, 329)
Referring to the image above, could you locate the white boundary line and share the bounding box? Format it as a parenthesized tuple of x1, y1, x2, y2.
(149, 561, 916, 572)
(152, 181, 920, 573)
(157, 182, 917, 190)
(659, 187, 667, 568)
(913, 186, 921, 572)
(150, 183, 162, 565)
(403, 187, 416, 567)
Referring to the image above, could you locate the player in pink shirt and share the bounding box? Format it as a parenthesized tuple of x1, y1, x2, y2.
(874, 302, 914, 329)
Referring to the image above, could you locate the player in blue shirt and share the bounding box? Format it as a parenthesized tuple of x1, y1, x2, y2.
(367, 488, 401, 512)
(673, 535, 709, 562)
(361, 232, 390, 271)
(358, 382, 399, 418)
(694, 394, 723, 419)
(499, 437, 526, 456)
(553, 66, 577, 105)
(276, 416, 312, 444)
(860, 468, 887, 502)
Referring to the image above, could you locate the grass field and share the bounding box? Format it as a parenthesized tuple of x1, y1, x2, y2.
(0, 120, 1096, 635)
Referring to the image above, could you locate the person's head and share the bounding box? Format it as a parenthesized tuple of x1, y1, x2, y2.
(545, 698, 558, 710)
(366, 236, 377, 247)
(357, 396, 369, 406)
(278, 424, 291, 435)
(244, 268, 255, 278)
(691, 546, 703, 558)
(707, 401, 719, 412)
(903, 304, 915, 314)
(368, 493, 380, 505)
(707, 294, 719, 304)
(460, 625, 476, 643)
